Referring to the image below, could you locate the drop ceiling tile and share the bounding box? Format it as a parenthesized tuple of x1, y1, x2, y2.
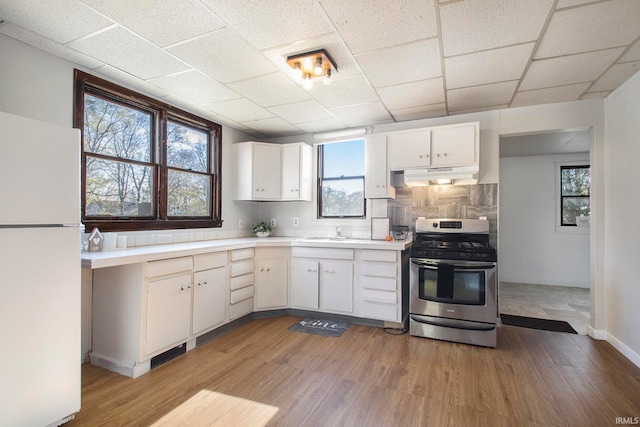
(556, 0, 600, 8)
(329, 102, 393, 128)
(204, 98, 274, 123)
(0, 22, 104, 69)
(511, 83, 590, 107)
(445, 43, 535, 89)
(200, 0, 332, 50)
(262, 33, 362, 82)
(295, 118, 346, 134)
(520, 48, 624, 91)
(318, 0, 438, 54)
(589, 61, 640, 92)
(447, 80, 518, 110)
(227, 73, 310, 108)
(148, 70, 240, 105)
(0, 0, 113, 44)
(162, 94, 221, 120)
(240, 117, 302, 136)
(390, 103, 447, 121)
(450, 104, 509, 115)
(535, 0, 640, 59)
(355, 38, 441, 87)
(68, 26, 189, 79)
(311, 75, 379, 109)
(93, 65, 172, 99)
(620, 40, 640, 62)
(581, 91, 610, 99)
(269, 99, 333, 124)
(168, 28, 277, 84)
(81, 0, 225, 47)
(440, 0, 554, 57)
(377, 78, 444, 110)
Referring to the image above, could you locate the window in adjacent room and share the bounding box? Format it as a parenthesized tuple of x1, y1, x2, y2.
(560, 165, 590, 226)
(318, 139, 366, 218)
(74, 70, 222, 231)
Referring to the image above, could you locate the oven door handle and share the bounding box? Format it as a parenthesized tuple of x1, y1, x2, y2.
(411, 259, 495, 270)
(410, 314, 496, 331)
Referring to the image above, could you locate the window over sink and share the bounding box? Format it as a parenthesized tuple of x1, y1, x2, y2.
(74, 70, 222, 232)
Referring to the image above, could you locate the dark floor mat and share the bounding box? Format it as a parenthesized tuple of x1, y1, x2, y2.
(501, 314, 578, 334)
(288, 318, 349, 337)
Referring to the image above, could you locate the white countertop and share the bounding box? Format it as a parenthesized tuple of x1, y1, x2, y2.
(81, 237, 412, 269)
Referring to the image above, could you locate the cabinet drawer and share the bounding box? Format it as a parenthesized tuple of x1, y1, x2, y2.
(229, 297, 253, 320)
(292, 247, 353, 260)
(361, 301, 398, 322)
(146, 257, 193, 278)
(230, 260, 254, 277)
(361, 276, 397, 292)
(230, 285, 254, 304)
(230, 273, 254, 291)
(194, 252, 226, 271)
(230, 248, 254, 261)
(360, 250, 396, 262)
(362, 288, 397, 304)
(362, 262, 397, 278)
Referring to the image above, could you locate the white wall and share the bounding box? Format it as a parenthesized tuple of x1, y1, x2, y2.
(0, 35, 260, 242)
(604, 70, 640, 363)
(499, 153, 590, 287)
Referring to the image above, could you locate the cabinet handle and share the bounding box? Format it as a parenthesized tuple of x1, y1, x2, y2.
(267, 268, 270, 272)
(180, 286, 186, 291)
(188, 284, 192, 289)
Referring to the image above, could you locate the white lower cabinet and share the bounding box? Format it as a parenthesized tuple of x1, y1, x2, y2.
(192, 252, 227, 335)
(229, 248, 255, 320)
(355, 250, 402, 322)
(291, 247, 354, 314)
(255, 247, 289, 310)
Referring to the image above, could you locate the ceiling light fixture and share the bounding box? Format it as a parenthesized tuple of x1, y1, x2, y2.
(286, 49, 337, 90)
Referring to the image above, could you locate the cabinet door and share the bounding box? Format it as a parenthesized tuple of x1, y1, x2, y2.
(390, 130, 431, 170)
(320, 260, 353, 313)
(146, 274, 191, 355)
(430, 124, 476, 166)
(290, 259, 319, 309)
(253, 144, 282, 199)
(255, 259, 288, 309)
(192, 267, 226, 335)
(365, 135, 394, 199)
(282, 144, 301, 200)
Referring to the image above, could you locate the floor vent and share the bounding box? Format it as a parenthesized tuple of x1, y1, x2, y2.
(150, 343, 186, 370)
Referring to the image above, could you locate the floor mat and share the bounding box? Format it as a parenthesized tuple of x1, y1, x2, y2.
(288, 318, 349, 337)
(501, 314, 578, 334)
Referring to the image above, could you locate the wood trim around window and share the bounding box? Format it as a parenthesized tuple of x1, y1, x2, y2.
(74, 69, 222, 232)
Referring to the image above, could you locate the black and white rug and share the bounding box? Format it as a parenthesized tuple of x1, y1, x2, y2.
(288, 318, 349, 337)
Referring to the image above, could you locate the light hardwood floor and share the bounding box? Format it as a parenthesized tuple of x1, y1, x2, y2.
(68, 316, 640, 426)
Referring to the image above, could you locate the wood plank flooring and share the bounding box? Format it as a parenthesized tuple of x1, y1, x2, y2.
(67, 316, 640, 426)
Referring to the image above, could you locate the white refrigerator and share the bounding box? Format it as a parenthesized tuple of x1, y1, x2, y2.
(0, 111, 81, 426)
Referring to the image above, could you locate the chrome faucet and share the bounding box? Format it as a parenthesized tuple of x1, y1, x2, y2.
(336, 225, 342, 238)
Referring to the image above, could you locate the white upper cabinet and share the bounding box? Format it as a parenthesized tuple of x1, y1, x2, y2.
(389, 122, 478, 171)
(282, 143, 312, 201)
(390, 129, 431, 170)
(365, 134, 395, 199)
(430, 123, 476, 167)
(233, 141, 312, 201)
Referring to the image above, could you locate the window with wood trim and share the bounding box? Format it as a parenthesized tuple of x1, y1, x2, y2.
(560, 165, 590, 226)
(318, 139, 366, 218)
(74, 70, 222, 232)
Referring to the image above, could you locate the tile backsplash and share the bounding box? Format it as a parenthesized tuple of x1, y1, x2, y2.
(387, 183, 497, 247)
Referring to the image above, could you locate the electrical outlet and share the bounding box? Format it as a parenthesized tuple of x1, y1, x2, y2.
(239, 219, 243, 229)
(270, 218, 276, 227)
(293, 218, 299, 226)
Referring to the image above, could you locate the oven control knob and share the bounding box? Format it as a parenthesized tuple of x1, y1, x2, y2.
(432, 222, 438, 228)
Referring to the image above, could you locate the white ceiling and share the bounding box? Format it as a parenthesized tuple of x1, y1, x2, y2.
(1, 0, 639, 138)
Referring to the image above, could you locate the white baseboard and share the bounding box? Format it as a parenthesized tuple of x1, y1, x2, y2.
(606, 332, 640, 369)
(587, 326, 607, 340)
(89, 352, 150, 378)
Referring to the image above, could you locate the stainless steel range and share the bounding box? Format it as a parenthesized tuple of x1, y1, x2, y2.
(409, 218, 498, 347)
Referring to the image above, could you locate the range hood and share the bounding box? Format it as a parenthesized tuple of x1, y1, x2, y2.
(403, 165, 479, 187)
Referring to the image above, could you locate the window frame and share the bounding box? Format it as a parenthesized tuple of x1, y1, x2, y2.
(74, 70, 222, 232)
(317, 139, 366, 219)
(559, 163, 590, 227)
